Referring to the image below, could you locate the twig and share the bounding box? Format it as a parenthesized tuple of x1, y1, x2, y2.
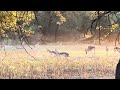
(21, 35, 33, 49)
(21, 41, 37, 60)
(19, 27, 33, 49)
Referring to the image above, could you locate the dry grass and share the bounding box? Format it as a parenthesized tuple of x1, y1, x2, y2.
(0, 44, 119, 79)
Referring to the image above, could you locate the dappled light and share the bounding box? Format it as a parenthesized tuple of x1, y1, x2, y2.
(0, 11, 120, 79)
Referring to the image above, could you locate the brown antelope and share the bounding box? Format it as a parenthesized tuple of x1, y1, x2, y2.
(55, 49, 69, 58)
(114, 47, 120, 53)
(85, 46, 95, 54)
(46, 48, 59, 58)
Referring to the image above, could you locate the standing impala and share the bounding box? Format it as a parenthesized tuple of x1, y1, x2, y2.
(55, 49, 69, 58)
(46, 48, 59, 57)
(114, 47, 120, 53)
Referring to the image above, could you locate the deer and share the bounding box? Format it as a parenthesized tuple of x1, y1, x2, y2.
(85, 46, 95, 54)
(114, 47, 120, 53)
(46, 48, 59, 58)
(55, 49, 69, 58)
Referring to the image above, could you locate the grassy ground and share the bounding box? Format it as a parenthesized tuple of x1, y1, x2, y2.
(0, 44, 119, 79)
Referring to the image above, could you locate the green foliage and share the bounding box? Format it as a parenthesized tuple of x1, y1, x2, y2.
(0, 11, 35, 37)
(55, 11, 66, 25)
(0, 11, 120, 44)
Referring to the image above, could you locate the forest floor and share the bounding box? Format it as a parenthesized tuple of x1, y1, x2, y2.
(0, 43, 119, 79)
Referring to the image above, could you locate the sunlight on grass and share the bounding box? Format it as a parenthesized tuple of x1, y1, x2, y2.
(0, 45, 119, 79)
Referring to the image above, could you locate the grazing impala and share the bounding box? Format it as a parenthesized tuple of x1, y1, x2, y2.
(85, 46, 95, 54)
(114, 47, 120, 53)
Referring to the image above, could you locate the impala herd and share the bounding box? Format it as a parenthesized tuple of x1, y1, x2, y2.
(1, 44, 120, 58)
(46, 45, 120, 79)
(1, 44, 120, 79)
(46, 45, 120, 58)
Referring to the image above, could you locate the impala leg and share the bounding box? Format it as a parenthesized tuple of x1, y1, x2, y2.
(106, 50, 108, 56)
(85, 50, 87, 54)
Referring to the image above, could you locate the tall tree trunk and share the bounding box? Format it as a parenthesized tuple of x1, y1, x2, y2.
(55, 25, 59, 43)
(98, 11, 101, 45)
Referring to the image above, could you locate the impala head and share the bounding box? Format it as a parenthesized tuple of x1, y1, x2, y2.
(114, 47, 119, 51)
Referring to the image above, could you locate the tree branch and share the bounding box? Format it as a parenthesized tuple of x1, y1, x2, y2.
(18, 25, 37, 60)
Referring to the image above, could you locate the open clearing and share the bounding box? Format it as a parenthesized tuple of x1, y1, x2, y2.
(0, 44, 119, 79)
